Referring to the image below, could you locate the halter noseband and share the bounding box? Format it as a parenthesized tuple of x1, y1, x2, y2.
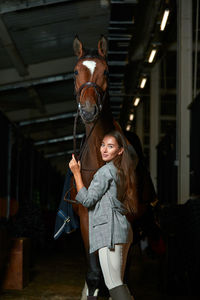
(75, 81, 107, 115)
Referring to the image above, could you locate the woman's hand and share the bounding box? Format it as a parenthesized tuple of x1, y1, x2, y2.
(69, 155, 84, 192)
(69, 154, 81, 175)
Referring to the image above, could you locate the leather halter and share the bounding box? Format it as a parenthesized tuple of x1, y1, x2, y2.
(73, 57, 109, 159)
(75, 81, 107, 116)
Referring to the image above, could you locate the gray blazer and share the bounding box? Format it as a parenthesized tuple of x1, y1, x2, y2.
(75, 161, 133, 253)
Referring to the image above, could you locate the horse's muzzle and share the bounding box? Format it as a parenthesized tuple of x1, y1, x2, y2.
(79, 103, 99, 123)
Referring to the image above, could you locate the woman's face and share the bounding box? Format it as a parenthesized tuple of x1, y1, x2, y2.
(100, 135, 124, 162)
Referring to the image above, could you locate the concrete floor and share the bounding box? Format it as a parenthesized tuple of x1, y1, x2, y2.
(0, 231, 198, 300)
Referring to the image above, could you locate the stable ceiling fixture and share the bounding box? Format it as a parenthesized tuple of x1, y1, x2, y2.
(160, 9, 170, 31)
(133, 97, 140, 106)
(129, 113, 134, 121)
(126, 124, 131, 131)
(148, 49, 157, 63)
(139, 77, 147, 88)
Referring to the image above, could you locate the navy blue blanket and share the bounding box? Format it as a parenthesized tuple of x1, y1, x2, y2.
(54, 169, 79, 239)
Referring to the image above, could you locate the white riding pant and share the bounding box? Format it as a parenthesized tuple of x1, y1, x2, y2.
(98, 243, 132, 290)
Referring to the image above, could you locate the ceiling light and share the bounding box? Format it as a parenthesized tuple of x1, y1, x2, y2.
(140, 77, 147, 88)
(133, 97, 140, 106)
(129, 114, 134, 121)
(126, 124, 131, 131)
(148, 49, 157, 63)
(160, 9, 170, 31)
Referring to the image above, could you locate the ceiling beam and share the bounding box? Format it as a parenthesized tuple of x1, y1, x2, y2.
(0, 56, 76, 86)
(111, 0, 138, 3)
(109, 21, 134, 25)
(110, 97, 123, 102)
(108, 51, 128, 54)
(34, 133, 84, 146)
(0, 0, 75, 14)
(45, 149, 75, 159)
(0, 73, 74, 92)
(5, 100, 76, 122)
(19, 111, 76, 126)
(108, 36, 132, 41)
(108, 61, 127, 66)
(0, 16, 28, 76)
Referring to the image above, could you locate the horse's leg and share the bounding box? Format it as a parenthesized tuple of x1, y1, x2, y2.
(86, 252, 102, 296)
(79, 205, 104, 299)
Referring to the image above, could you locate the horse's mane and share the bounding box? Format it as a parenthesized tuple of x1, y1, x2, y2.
(80, 48, 106, 60)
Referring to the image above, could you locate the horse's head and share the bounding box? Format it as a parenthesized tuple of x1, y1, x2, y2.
(73, 36, 109, 123)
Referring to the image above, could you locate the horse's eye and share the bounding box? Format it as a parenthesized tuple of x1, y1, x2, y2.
(104, 70, 109, 76)
(74, 70, 78, 76)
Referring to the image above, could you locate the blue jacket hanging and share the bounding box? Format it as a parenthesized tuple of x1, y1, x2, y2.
(54, 169, 79, 239)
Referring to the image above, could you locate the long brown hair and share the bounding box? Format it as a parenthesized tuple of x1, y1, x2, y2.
(104, 130, 139, 215)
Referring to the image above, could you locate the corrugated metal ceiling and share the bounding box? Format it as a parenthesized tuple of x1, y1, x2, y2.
(1, 0, 109, 66)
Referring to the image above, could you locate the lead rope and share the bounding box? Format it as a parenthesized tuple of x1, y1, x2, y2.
(78, 117, 99, 162)
(73, 110, 79, 160)
(65, 82, 108, 202)
(63, 110, 79, 203)
(64, 110, 99, 203)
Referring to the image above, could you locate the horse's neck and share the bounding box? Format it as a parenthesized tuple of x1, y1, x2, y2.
(86, 114, 113, 138)
(86, 112, 114, 156)
(81, 110, 114, 185)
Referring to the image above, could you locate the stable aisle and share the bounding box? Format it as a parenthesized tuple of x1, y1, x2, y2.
(0, 232, 198, 300)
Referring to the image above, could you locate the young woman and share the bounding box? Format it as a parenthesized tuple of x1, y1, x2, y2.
(69, 130, 138, 300)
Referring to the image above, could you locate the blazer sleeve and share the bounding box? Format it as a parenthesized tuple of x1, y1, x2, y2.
(75, 167, 113, 208)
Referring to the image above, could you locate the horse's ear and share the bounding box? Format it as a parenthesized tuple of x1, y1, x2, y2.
(98, 35, 108, 58)
(73, 35, 84, 58)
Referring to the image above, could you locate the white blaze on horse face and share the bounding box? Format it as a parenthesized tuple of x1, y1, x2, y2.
(82, 60, 96, 76)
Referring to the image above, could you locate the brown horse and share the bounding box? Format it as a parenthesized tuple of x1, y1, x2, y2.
(70, 36, 157, 299)
(71, 36, 120, 299)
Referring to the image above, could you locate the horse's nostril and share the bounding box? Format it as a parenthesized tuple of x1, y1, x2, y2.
(81, 103, 98, 114)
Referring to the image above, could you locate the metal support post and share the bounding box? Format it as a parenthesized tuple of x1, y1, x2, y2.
(176, 0, 192, 203)
(150, 62, 160, 192)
